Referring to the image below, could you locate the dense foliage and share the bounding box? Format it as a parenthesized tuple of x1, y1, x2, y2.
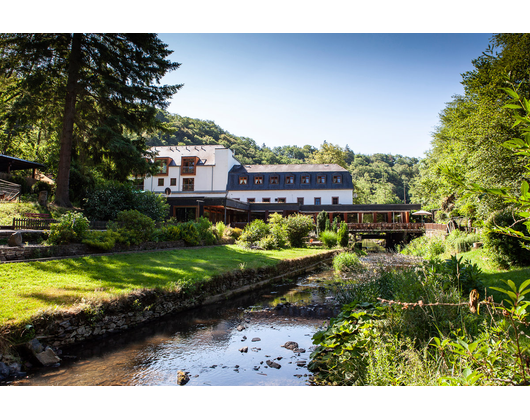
(83, 182, 169, 222)
(410, 34, 530, 222)
(0, 33, 182, 207)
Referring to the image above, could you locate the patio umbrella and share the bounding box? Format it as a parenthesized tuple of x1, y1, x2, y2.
(412, 210, 432, 222)
(412, 210, 432, 216)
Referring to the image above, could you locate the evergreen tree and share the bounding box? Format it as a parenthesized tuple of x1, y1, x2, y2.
(0, 33, 182, 206)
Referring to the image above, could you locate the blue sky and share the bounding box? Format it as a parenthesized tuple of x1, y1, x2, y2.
(158, 33, 493, 159)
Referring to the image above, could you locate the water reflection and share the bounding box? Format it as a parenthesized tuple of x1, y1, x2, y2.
(13, 270, 343, 386)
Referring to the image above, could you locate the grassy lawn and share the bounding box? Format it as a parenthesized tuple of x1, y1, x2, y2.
(449, 248, 530, 301)
(0, 245, 328, 326)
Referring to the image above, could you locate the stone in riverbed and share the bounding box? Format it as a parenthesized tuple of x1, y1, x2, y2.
(282, 341, 299, 350)
(35, 347, 61, 367)
(239, 347, 248, 353)
(177, 370, 190, 385)
(266, 360, 281, 369)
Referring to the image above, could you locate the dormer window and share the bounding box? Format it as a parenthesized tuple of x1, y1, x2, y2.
(285, 176, 294, 185)
(155, 157, 170, 176)
(254, 176, 263, 185)
(181, 157, 198, 175)
(270, 176, 279, 185)
(239, 176, 248, 185)
(301, 175, 310, 184)
(333, 175, 342, 184)
(317, 175, 326, 184)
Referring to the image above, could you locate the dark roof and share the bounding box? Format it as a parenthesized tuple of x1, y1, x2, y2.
(227, 164, 353, 191)
(237, 163, 347, 173)
(0, 155, 45, 172)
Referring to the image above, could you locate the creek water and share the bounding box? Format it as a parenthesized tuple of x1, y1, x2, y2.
(12, 268, 345, 386)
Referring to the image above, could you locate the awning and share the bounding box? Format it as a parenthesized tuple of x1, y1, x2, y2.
(0, 154, 46, 173)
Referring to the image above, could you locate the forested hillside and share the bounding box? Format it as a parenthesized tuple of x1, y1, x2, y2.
(148, 111, 420, 204)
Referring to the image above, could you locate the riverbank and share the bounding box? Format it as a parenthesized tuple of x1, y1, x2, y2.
(0, 245, 338, 382)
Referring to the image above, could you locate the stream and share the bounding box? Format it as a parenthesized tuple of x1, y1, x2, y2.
(12, 266, 346, 386)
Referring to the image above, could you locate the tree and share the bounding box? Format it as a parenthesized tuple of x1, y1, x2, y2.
(0, 33, 182, 206)
(309, 141, 347, 168)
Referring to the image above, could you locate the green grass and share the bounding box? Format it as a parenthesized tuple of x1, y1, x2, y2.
(447, 248, 530, 301)
(0, 201, 70, 226)
(0, 245, 327, 326)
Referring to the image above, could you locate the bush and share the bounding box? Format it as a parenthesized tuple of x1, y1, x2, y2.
(83, 181, 169, 222)
(237, 219, 270, 247)
(215, 221, 226, 239)
(333, 252, 363, 273)
(401, 235, 446, 259)
(316, 211, 328, 236)
(47, 211, 90, 245)
(483, 210, 530, 268)
(337, 221, 349, 247)
(285, 214, 314, 247)
(268, 213, 288, 248)
(82, 230, 118, 251)
(258, 234, 278, 250)
(320, 230, 338, 248)
(109, 210, 155, 246)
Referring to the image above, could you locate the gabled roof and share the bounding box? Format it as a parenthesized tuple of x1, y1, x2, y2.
(0, 154, 46, 173)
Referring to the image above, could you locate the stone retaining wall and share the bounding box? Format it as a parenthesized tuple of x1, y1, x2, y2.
(5, 250, 338, 350)
(0, 239, 189, 262)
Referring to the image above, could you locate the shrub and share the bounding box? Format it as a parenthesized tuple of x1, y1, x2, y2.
(109, 210, 155, 246)
(82, 230, 118, 251)
(268, 213, 288, 248)
(316, 211, 328, 236)
(47, 211, 90, 245)
(333, 252, 363, 273)
(258, 234, 278, 250)
(83, 181, 169, 222)
(285, 214, 314, 247)
(483, 210, 530, 268)
(178, 221, 200, 246)
(237, 219, 270, 247)
(215, 221, 226, 239)
(320, 230, 338, 248)
(337, 221, 349, 247)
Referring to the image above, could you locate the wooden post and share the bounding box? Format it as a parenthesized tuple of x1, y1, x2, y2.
(387, 212, 392, 223)
(405, 212, 410, 223)
(372, 212, 377, 223)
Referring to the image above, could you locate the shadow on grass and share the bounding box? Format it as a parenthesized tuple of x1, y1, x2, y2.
(481, 266, 530, 301)
(15, 245, 287, 293)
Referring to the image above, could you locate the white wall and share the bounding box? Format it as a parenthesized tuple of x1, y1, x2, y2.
(227, 189, 353, 205)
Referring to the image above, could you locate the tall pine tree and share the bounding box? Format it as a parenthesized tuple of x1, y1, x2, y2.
(0, 33, 182, 206)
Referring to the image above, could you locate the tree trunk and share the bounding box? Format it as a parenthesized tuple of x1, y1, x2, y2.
(54, 33, 82, 208)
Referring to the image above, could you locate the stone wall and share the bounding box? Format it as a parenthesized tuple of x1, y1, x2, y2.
(0, 239, 189, 262)
(6, 250, 338, 350)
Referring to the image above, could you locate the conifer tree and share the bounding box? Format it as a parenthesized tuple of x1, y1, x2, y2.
(0, 33, 182, 207)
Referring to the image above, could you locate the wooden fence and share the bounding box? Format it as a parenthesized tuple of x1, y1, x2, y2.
(12, 218, 57, 230)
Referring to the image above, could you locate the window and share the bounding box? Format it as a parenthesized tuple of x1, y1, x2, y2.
(285, 176, 294, 184)
(332, 197, 339, 205)
(317, 175, 326, 184)
(301, 175, 310, 184)
(333, 175, 342, 184)
(277, 198, 286, 203)
(297, 197, 304, 205)
(183, 178, 194, 191)
(262, 198, 271, 203)
(314, 197, 321, 205)
(170, 178, 176, 186)
(155, 158, 170, 176)
(270, 176, 279, 185)
(254, 176, 263, 185)
(181, 157, 197, 175)
(158, 178, 164, 187)
(239, 176, 248, 185)
(247, 198, 255, 203)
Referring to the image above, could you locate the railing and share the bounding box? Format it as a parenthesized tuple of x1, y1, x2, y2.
(347, 223, 424, 231)
(424, 223, 447, 231)
(12, 218, 57, 230)
(230, 222, 425, 231)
